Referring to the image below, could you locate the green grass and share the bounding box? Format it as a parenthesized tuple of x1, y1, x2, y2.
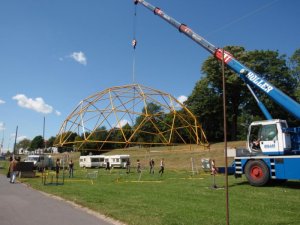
(18, 167, 300, 225)
(2, 142, 300, 225)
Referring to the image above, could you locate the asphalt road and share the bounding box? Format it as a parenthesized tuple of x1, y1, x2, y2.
(0, 174, 122, 225)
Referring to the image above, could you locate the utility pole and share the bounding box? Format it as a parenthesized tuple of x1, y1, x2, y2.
(0, 126, 4, 155)
(13, 126, 18, 156)
(43, 116, 46, 154)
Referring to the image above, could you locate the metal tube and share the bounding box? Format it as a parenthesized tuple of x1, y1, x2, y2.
(246, 84, 272, 120)
(222, 49, 230, 225)
(134, 0, 216, 54)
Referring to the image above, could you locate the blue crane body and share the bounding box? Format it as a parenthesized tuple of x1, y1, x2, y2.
(135, 0, 300, 186)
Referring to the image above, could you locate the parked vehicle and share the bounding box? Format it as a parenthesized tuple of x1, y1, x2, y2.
(79, 155, 105, 168)
(24, 154, 53, 171)
(104, 155, 130, 168)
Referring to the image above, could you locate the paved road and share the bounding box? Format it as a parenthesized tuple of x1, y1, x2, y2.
(0, 174, 121, 225)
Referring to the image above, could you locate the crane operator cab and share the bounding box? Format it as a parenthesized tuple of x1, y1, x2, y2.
(247, 119, 291, 156)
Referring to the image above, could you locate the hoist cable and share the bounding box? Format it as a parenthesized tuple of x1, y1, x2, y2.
(132, 3, 138, 84)
(131, 2, 138, 125)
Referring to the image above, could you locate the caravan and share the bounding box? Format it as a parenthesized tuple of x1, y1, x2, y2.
(79, 155, 105, 168)
(104, 155, 130, 168)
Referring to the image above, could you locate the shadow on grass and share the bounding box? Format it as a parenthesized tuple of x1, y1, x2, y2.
(230, 180, 300, 189)
(275, 181, 300, 189)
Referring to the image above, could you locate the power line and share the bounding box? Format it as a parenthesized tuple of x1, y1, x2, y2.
(207, 0, 280, 36)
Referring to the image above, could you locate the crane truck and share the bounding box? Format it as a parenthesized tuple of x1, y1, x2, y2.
(134, 0, 300, 186)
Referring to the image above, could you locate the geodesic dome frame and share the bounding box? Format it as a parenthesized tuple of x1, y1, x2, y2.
(55, 84, 208, 151)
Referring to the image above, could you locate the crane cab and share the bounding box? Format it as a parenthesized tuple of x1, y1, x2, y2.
(247, 119, 291, 156)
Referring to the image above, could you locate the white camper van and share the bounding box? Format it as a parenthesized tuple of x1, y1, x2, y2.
(79, 155, 105, 168)
(104, 155, 130, 168)
(24, 154, 53, 171)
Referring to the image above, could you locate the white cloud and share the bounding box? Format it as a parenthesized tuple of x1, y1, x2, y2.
(115, 119, 130, 128)
(8, 133, 26, 143)
(0, 99, 5, 104)
(0, 122, 5, 131)
(55, 110, 61, 116)
(17, 135, 27, 142)
(70, 51, 87, 65)
(12, 94, 53, 114)
(177, 95, 187, 104)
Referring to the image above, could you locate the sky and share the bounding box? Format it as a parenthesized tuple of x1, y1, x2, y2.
(0, 0, 299, 152)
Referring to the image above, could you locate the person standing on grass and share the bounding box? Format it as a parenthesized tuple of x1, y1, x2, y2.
(149, 158, 155, 174)
(137, 159, 141, 173)
(105, 161, 110, 171)
(55, 158, 60, 179)
(68, 159, 74, 178)
(159, 158, 164, 176)
(126, 158, 131, 174)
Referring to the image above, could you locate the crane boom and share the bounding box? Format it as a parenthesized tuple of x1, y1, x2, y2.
(134, 0, 300, 120)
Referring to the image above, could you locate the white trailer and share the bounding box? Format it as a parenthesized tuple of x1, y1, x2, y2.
(79, 155, 105, 168)
(104, 155, 130, 168)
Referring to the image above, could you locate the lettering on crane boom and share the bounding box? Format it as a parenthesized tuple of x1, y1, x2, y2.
(246, 72, 273, 93)
(215, 49, 273, 94)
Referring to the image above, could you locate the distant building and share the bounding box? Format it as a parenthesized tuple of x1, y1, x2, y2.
(47, 147, 58, 154)
(17, 147, 58, 155)
(18, 148, 29, 155)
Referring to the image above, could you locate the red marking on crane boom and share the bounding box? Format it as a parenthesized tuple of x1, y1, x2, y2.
(154, 8, 162, 15)
(179, 24, 191, 34)
(214, 49, 233, 64)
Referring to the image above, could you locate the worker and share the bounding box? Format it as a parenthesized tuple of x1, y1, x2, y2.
(137, 159, 141, 173)
(210, 159, 217, 176)
(126, 158, 131, 174)
(252, 138, 261, 150)
(158, 158, 164, 176)
(149, 158, 155, 174)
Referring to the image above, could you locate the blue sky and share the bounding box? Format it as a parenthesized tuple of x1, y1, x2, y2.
(0, 0, 299, 152)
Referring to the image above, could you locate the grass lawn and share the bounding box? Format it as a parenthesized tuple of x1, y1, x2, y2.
(2, 142, 300, 225)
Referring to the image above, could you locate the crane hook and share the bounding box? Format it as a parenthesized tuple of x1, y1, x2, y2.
(132, 39, 137, 49)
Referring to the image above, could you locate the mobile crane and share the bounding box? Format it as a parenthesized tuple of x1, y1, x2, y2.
(134, 0, 300, 186)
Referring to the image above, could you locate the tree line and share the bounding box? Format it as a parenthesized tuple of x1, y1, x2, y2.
(15, 47, 300, 152)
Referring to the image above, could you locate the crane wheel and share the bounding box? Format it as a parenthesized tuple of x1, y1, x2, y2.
(245, 160, 270, 186)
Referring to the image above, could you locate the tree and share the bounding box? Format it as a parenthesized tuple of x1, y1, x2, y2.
(109, 128, 124, 149)
(74, 135, 83, 150)
(289, 48, 300, 102)
(16, 138, 31, 150)
(186, 46, 297, 141)
(47, 136, 56, 147)
(134, 102, 164, 145)
(30, 135, 44, 150)
(86, 126, 111, 150)
(56, 131, 78, 151)
(185, 78, 223, 141)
